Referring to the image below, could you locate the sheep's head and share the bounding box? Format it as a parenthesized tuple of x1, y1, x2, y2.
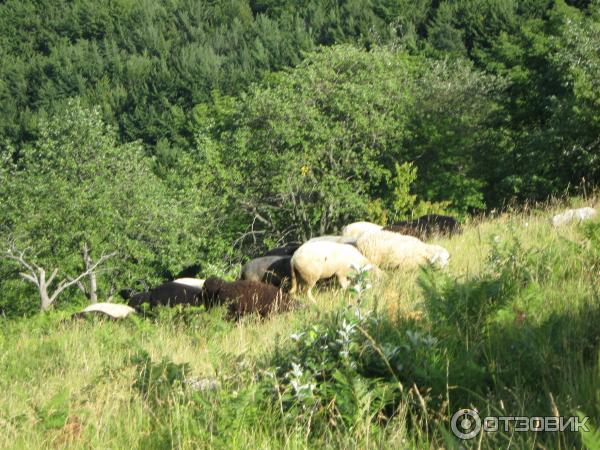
(202, 276, 227, 306)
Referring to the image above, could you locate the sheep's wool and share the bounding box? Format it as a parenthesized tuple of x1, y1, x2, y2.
(78, 303, 136, 319)
(552, 207, 597, 227)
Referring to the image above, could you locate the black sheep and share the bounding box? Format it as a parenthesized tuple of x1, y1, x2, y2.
(385, 214, 461, 239)
(240, 256, 292, 288)
(126, 280, 203, 309)
(201, 276, 291, 319)
(263, 244, 300, 257)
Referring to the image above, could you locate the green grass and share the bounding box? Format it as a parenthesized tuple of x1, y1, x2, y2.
(1, 201, 599, 449)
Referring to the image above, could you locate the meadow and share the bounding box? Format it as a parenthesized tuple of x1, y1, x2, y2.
(1, 201, 599, 449)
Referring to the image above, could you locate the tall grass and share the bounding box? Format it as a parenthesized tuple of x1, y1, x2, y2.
(1, 201, 599, 449)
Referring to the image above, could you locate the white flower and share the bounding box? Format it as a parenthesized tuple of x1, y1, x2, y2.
(290, 332, 305, 341)
(290, 362, 303, 378)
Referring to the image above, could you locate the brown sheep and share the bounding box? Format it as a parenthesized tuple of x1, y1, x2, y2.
(202, 276, 292, 319)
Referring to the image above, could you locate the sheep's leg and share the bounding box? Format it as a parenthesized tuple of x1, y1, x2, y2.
(337, 274, 350, 289)
(289, 267, 298, 294)
(306, 283, 317, 303)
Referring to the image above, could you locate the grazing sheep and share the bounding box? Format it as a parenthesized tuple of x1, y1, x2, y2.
(201, 276, 291, 319)
(172, 278, 205, 289)
(426, 244, 451, 268)
(127, 279, 204, 308)
(263, 244, 300, 257)
(552, 207, 597, 227)
(290, 241, 375, 301)
(385, 214, 461, 239)
(341, 221, 383, 239)
(306, 235, 358, 246)
(72, 303, 136, 319)
(356, 230, 450, 270)
(240, 255, 292, 288)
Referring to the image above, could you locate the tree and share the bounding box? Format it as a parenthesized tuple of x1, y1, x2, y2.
(0, 100, 206, 314)
(192, 45, 497, 251)
(2, 241, 114, 311)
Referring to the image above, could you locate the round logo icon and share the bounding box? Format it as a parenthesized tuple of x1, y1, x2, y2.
(451, 408, 482, 440)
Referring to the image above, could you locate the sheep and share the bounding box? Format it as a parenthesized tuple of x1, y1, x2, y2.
(201, 276, 291, 319)
(552, 207, 597, 227)
(385, 214, 461, 239)
(72, 303, 136, 319)
(356, 230, 450, 270)
(172, 278, 205, 289)
(126, 279, 204, 309)
(341, 221, 383, 238)
(290, 241, 376, 302)
(263, 244, 300, 257)
(426, 244, 451, 268)
(240, 255, 292, 288)
(306, 235, 358, 246)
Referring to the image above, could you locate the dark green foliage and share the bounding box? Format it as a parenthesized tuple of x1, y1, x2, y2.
(192, 45, 496, 250)
(0, 101, 215, 315)
(1, 0, 598, 211)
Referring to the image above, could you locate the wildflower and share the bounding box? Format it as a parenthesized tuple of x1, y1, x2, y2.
(290, 362, 303, 378)
(290, 332, 305, 341)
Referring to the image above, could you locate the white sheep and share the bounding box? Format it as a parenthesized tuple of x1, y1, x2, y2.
(552, 207, 597, 227)
(341, 221, 383, 238)
(73, 302, 136, 319)
(306, 235, 358, 246)
(172, 278, 206, 289)
(356, 230, 450, 270)
(290, 241, 375, 301)
(426, 244, 450, 268)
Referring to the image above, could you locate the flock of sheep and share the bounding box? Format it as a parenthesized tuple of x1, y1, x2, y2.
(78, 214, 460, 319)
(77, 207, 598, 320)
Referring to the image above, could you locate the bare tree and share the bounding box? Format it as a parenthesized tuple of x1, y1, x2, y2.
(3, 242, 115, 311)
(69, 242, 109, 303)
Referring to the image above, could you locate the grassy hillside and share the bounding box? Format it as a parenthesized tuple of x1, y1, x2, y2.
(1, 200, 599, 449)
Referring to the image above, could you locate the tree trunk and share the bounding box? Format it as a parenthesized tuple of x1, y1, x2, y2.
(38, 269, 52, 311)
(88, 271, 97, 303)
(82, 243, 97, 303)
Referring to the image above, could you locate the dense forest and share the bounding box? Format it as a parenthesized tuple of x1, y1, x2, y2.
(1, 0, 599, 314)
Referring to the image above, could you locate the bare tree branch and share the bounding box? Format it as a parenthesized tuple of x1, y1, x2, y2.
(49, 251, 116, 303)
(2, 241, 116, 311)
(19, 272, 38, 285)
(46, 268, 59, 287)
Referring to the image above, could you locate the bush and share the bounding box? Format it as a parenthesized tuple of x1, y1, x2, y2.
(256, 305, 445, 437)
